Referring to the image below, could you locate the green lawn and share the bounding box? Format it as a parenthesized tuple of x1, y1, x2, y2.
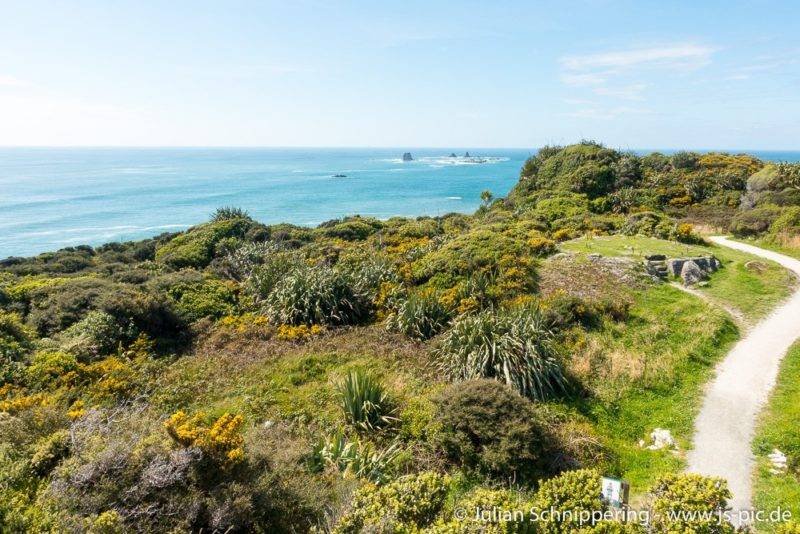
(572, 284, 738, 500)
(561, 235, 795, 323)
(752, 341, 800, 532)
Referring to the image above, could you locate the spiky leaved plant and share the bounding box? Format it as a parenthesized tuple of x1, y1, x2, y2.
(385, 291, 453, 341)
(265, 264, 371, 326)
(433, 305, 566, 401)
(338, 369, 398, 431)
(309, 430, 401, 484)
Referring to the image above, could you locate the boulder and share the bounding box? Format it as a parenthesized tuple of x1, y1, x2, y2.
(402, 152, 413, 162)
(645, 254, 666, 261)
(647, 428, 676, 450)
(667, 256, 719, 277)
(768, 449, 788, 474)
(680, 260, 707, 286)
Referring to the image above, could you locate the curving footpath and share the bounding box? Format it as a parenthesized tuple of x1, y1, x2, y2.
(686, 236, 800, 516)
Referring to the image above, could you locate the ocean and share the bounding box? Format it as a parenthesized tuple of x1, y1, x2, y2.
(1, 147, 799, 259)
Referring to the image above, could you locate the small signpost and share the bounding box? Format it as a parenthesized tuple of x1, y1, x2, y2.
(601, 477, 630, 509)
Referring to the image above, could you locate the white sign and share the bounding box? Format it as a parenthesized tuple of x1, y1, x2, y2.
(601, 477, 629, 508)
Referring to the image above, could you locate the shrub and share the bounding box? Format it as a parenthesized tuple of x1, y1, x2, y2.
(276, 323, 323, 341)
(527, 235, 557, 256)
(164, 410, 245, 468)
(385, 291, 454, 340)
(769, 206, 800, 238)
(531, 469, 605, 532)
(59, 311, 136, 361)
(320, 216, 383, 241)
(331, 471, 449, 533)
(730, 204, 783, 236)
(778, 522, 800, 534)
(338, 369, 398, 431)
(648, 473, 733, 533)
(309, 431, 401, 484)
(433, 379, 545, 481)
(1, 311, 33, 364)
(26, 351, 79, 389)
(29, 430, 71, 476)
(212, 206, 251, 222)
(670, 151, 699, 170)
(265, 264, 372, 326)
(165, 278, 237, 322)
(512, 143, 619, 199)
(27, 278, 184, 343)
(412, 228, 527, 282)
(155, 218, 253, 269)
(433, 307, 566, 401)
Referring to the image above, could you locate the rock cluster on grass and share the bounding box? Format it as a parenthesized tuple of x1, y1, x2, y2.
(639, 428, 677, 450)
(768, 449, 788, 475)
(644, 255, 720, 286)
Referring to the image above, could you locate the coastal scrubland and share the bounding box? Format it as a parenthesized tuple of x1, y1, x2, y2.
(2, 142, 800, 532)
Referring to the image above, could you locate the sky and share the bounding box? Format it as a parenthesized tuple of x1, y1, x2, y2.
(0, 0, 799, 149)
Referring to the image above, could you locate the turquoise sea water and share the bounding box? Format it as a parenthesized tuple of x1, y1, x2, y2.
(1, 147, 799, 259)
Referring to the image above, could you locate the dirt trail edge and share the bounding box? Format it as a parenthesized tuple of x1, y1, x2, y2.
(686, 236, 800, 516)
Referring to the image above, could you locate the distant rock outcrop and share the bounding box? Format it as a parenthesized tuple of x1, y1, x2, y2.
(449, 153, 457, 158)
(464, 151, 471, 157)
(402, 152, 413, 162)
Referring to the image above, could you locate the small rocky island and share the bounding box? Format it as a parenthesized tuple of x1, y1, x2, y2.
(402, 152, 413, 162)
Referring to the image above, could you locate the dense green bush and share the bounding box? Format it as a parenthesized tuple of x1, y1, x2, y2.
(319, 216, 384, 241)
(769, 206, 800, 238)
(433, 307, 566, 400)
(531, 469, 605, 532)
(26, 277, 185, 345)
(514, 142, 619, 199)
(332, 471, 449, 533)
(211, 206, 252, 222)
(265, 264, 372, 326)
(1, 311, 33, 361)
(338, 369, 398, 431)
(165, 277, 237, 322)
(25, 351, 79, 389)
(58, 311, 136, 361)
(385, 291, 453, 340)
(433, 379, 545, 481)
(648, 473, 733, 533)
(29, 430, 71, 476)
(155, 218, 253, 269)
(412, 228, 527, 282)
(730, 204, 783, 236)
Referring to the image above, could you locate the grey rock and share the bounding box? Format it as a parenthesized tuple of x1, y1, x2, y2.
(645, 254, 666, 261)
(402, 152, 413, 161)
(681, 260, 707, 286)
(667, 256, 719, 277)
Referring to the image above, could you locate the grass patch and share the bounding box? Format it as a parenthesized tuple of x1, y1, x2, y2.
(570, 284, 738, 500)
(561, 235, 795, 322)
(752, 341, 800, 532)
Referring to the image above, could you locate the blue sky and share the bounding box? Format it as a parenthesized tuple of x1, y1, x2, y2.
(1, 1, 798, 149)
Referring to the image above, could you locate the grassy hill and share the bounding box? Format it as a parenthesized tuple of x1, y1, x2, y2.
(2, 143, 799, 532)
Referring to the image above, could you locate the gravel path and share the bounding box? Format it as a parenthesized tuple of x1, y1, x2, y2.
(686, 236, 800, 516)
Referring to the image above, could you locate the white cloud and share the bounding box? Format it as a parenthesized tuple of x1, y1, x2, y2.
(593, 83, 648, 101)
(560, 72, 609, 86)
(561, 44, 716, 71)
